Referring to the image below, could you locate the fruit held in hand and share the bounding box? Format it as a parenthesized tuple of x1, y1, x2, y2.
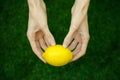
(42, 45, 73, 66)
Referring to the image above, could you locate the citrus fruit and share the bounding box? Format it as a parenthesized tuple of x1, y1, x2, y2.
(42, 45, 73, 66)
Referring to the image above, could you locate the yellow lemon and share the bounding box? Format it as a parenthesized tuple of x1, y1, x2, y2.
(42, 45, 73, 66)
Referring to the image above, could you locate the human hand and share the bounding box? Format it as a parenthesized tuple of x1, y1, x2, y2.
(63, 0, 90, 61)
(27, 0, 56, 63)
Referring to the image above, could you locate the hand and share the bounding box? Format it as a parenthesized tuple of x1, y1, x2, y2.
(63, 0, 90, 61)
(27, 0, 56, 63)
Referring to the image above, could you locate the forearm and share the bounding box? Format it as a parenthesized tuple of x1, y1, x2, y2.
(72, 0, 90, 16)
(28, 0, 46, 13)
(27, 0, 47, 27)
(70, 0, 90, 28)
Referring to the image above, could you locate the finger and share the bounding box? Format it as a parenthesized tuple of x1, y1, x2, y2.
(74, 33, 82, 43)
(43, 35, 51, 47)
(43, 29, 56, 46)
(72, 43, 81, 55)
(29, 39, 46, 63)
(44, 34, 56, 46)
(31, 42, 46, 63)
(69, 33, 82, 51)
(36, 41, 43, 53)
(72, 39, 89, 61)
(63, 31, 74, 48)
(68, 40, 78, 51)
(39, 38, 47, 51)
(36, 40, 41, 50)
(48, 34, 56, 46)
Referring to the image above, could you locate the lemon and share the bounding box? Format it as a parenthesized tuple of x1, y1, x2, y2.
(42, 45, 73, 66)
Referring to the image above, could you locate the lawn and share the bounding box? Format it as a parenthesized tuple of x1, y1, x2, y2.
(0, 0, 120, 80)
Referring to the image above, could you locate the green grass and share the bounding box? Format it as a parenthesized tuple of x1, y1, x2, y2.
(0, 0, 120, 80)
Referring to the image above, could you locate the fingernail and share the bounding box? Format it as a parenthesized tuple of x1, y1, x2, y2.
(51, 42, 56, 46)
(63, 44, 67, 48)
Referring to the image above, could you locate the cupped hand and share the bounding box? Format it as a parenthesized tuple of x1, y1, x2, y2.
(27, 0, 56, 63)
(63, 0, 90, 61)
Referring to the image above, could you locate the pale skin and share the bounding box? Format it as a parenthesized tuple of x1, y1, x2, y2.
(27, 0, 90, 63)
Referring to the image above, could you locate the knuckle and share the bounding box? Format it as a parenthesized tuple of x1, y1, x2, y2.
(85, 34, 90, 40)
(27, 31, 31, 38)
(26, 31, 35, 40)
(26, 32, 29, 37)
(83, 34, 90, 42)
(87, 35, 90, 40)
(26, 32, 29, 36)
